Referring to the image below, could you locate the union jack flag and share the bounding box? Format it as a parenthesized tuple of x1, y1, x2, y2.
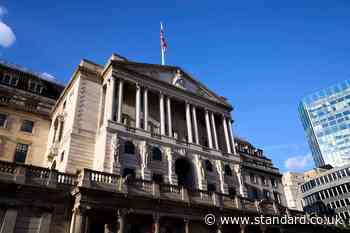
(160, 22, 167, 53)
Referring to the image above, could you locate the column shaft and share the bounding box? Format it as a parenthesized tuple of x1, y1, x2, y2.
(223, 116, 231, 154)
(143, 88, 149, 131)
(167, 97, 172, 137)
(227, 118, 236, 154)
(210, 112, 219, 150)
(135, 84, 141, 128)
(186, 103, 193, 143)
(192, 106, 199, 144)
(205, 110, 213, 148)
(117, 79, 124, 123)
(160, 93, 165, 135)
(108, 76, 116, 121)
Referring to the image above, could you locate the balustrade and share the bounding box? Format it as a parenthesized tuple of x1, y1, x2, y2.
(0, 161, 279, 216)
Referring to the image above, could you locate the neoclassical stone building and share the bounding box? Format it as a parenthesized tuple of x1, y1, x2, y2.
(46, 53, 284, 202)
(0, 54, 337, 233)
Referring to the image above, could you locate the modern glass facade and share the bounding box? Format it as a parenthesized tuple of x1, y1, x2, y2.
(299, 80, 350, 168)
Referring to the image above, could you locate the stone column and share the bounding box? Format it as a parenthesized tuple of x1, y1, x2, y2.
(135, 83, 141, 128)
(184, 219, 189, 233)
(192, 106, 199, 145)
(205, 110, 213, 149)
(116, 209, 126, 233)
(227, 117, 237, 154)
(69, 208, 89, 233)
(143, 87, 149, 131)
(153, 214, 160, 233)
(167, 96, 172, 137)
(117, 79, 124, 123)
(107, 76, 116, 122)
(222, 115, 231, 154)
(38, 212, 53, 233)
(159, 93, 165, 135)
(210, 112, 219, 150)
(0, 208, 17, 233)
(186, 102, 193, 143)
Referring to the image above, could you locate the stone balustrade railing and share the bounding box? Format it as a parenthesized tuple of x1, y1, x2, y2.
(0, 160, 78, 188)
(0, 162, 281, 216)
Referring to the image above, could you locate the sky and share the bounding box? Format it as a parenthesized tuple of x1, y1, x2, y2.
(1, 1, 350, 173)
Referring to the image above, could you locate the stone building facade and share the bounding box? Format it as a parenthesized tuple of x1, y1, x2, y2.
(282, 172, 305, 211)
(0, 60, 63, 166)
(0, 54, 340, 233)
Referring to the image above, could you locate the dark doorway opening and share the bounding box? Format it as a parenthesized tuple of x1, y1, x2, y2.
(175, 157, 195, 189)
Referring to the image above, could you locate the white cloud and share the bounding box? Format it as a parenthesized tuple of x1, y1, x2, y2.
(0, 6, 16, 48)
(41, 72, 56, 81)
(0, 21, 15, 48)
(284, 154, 313, 170)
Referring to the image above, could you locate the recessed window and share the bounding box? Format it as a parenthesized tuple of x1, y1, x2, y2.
(205, 160, 213, 172)
(271, 178, 278, 188)
(250, 174, 257, 183)
(60, 151, 64, 162)
(263, 190, 271, 200)
(207, 183, 216, 192)
(228, 187, 236, 197)
(2, 74, 10, 84)
(152, 147, 162, 161)
(14, 143, 29, 163)
(152, 173, 163, 184)
(21, 120, 34, 133)
(10, 76, 19, 86)
(224, 164, 232, 176)
(124, 141, 135, 154)
(122, 168, 135, 179)
(0, 113, 7, 128)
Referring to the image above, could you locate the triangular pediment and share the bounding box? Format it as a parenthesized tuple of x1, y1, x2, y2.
(117, 61, 231, 108)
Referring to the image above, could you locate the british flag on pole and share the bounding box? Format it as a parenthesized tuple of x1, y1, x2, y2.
(160, 22, 167, 65)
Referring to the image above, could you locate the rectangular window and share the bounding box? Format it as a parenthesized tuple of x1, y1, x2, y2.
(60, 151, 64, 162)
(14, 143, 29, 163)
(20, 120, 34, 133)
(2, 74, 10, 84)
(271, 178, 278, 188)
(0, 113, 7, 128)
(207, 183, 216, 193)
(10, 76, 19, 86)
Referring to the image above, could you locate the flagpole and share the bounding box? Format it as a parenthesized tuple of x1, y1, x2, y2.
(160, 48, 165, 66)
(160, 22, 165, 65)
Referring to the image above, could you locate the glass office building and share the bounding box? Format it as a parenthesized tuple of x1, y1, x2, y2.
(299, 80, 350, 168)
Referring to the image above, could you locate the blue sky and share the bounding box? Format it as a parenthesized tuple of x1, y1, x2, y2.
(1, 1, 350, 173)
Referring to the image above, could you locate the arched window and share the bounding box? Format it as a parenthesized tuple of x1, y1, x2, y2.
(123, 168, 135, 179)
(152, 147, 162, 161)
(205, 160, 213, 172)
(124, 141, 135, 154)
(224, 164, 232, 176)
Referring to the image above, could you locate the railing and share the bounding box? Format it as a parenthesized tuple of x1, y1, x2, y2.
(151, 131, 162, 139)
(0, 162, 281, 215)
(260, 200, 277, 215)
(240, 197, 259, 212)
(125, 125, 136, 133)
(58, 172, 77, 185)
(0, 160, 17, 174)
(189, 189, 213, 206)
(0, 160, 77, 188)
(126, 179, 156, 197)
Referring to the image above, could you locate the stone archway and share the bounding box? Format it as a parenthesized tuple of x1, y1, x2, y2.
(175, 157, 196, 189)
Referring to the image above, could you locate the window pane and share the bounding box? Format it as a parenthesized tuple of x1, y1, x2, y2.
(21, 120, 34, 133)
(0, 114, 7, 127)
(14, 143, 28, 163)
